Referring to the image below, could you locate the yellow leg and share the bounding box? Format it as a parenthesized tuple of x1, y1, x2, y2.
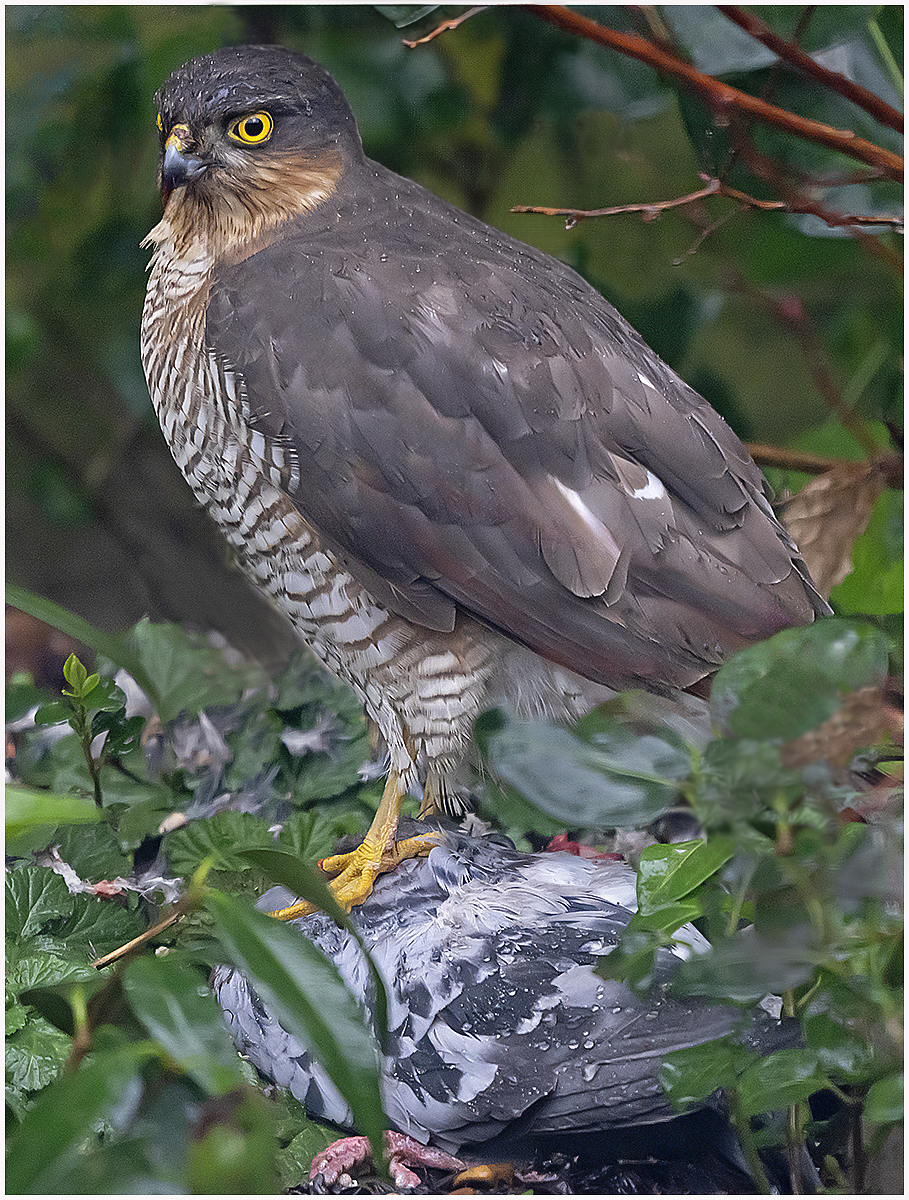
(270, 766, 440, 921)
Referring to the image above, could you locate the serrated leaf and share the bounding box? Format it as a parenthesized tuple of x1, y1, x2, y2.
(6, 1003, 29, 1036)
(5, 1042, 157, 1193)
(122, 618, 265, 722)
(205, 889, 385, 1166)
(735, 1047, 830, 1117)
(166, 811, 275, 878)
(6, 866, 74, 942)
(5, 1014, 73, 1091)
(637, 838, 736, 914)
(51, 820, 132, 880)
(277, 1123, 339, 1190)
(10, 953, 99, 995)
(124, 956, 245, 1097)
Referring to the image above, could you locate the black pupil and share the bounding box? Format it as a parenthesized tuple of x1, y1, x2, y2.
(245, 116, 264, 137)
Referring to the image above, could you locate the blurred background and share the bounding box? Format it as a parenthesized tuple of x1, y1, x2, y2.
(6, 4, 903, 676)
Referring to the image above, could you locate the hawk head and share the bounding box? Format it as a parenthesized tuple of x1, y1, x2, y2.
(151, 45, 362, 254)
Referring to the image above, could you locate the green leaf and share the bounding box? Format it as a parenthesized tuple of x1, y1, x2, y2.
(62, 652, 90, 694)
(166, 811, 275, 878)
(671, 932, 817, 1003)
(5, 585, 161, 713)
(636, 838, 736, 914)
(803, 1011, 876, 1082)
(710, 619, 890, 740)
(6, 866, 74, 942)
(830, 492, 904, 616)
(10, 953, 100, 995)
(205, 889, 385, 1165)
(864, 1071, 903, 1124)
(478, 710, 690, 828)
(277, 1122, 339, 1190)
(735, 1047, 830, 1117)
(5, 784, 101, 849)
(660, 1038, 749, 1109)
(5, 1042, 157, 1194)
(120, 618, 266, 723)
(186, 1089, 281, 1195)
(124, 955, 245, 1096)
(239, 847, 389, 1050)
(5, 1014, 73, 1092)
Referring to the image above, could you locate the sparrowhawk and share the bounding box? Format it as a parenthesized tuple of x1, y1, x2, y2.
(142, 45, 827, 907)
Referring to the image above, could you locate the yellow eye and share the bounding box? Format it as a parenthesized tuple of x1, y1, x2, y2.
(228, 111, 273, 144)
(156, 112, 164, 133)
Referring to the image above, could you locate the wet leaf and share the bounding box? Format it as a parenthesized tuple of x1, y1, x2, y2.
(636, 838, 736, 914)
(736, 1047, 830, 1116)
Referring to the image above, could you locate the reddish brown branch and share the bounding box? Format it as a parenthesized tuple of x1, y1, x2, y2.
(746, 444, 903, 490)
(525, 5, 903, 182)
(718, 6, 903, 134)
(403, 6, 487, 48)
(512, 175, 904, 230)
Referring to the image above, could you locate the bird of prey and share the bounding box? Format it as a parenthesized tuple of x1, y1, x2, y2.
(142, 45, 827, 907)
(213, 822, 814, 1193)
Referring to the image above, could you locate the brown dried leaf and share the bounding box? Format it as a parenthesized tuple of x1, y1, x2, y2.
(781, 685, 895, 769)
(779, 462, 885, 598)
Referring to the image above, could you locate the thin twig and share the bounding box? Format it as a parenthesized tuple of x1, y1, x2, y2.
(91, 906, 185, 969)
(403, 6, 487, 48)
(524, 5, 903, 181)
(718, 5, 903, 133)
(512, 175, 903, 230)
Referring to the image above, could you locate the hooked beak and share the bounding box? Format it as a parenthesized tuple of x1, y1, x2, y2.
(160, 125, 208, 203)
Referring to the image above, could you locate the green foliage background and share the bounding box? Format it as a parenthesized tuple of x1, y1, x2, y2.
(5, 4, 903, 1195)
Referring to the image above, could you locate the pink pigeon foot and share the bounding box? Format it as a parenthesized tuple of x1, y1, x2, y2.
(310, 1131, 465, 1189)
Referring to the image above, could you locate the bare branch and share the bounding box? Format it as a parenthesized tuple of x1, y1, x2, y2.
(512, 175, 904, 231)
(717, 5, 904, 134)
(524, 5, 903, 182)
(403, 6, 487, 48)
